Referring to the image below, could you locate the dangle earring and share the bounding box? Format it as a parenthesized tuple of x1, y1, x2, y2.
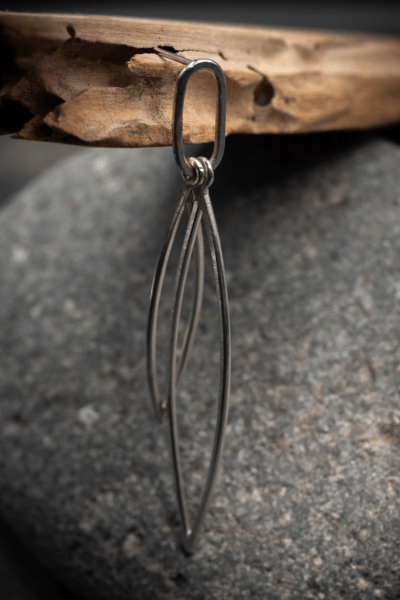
(147, 48, 231, 553)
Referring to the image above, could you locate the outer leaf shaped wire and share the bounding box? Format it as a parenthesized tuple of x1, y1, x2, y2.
(168, 181, 231, 553)
(147, 165, 231, 552)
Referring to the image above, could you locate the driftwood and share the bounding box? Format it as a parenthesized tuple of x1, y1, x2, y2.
(1, 11, 400, 148)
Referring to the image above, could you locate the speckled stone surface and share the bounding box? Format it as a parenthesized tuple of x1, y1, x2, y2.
(1, 134, 400, 600)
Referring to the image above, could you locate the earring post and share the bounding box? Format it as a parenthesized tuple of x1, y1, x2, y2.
(155, 47, 192, 65)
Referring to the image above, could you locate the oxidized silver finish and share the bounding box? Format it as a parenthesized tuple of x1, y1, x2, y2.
(156, 47, 226, 177)
(147, 51, 230, 553)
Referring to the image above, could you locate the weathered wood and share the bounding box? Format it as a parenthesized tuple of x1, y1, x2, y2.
(1, 11, 400, 147)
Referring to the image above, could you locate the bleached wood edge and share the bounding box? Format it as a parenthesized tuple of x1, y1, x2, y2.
(1, 12, 400, 147)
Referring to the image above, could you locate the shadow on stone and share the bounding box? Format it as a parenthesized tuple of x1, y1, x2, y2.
(0, 514, 80, 600)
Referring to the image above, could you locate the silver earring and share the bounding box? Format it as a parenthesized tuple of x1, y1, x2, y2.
(146, 48, 231, 553)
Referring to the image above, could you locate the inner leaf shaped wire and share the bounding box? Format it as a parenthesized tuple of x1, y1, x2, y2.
(147, 185, 205, 424)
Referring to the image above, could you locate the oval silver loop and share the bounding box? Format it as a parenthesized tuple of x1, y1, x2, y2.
(173, 59, 226, 178)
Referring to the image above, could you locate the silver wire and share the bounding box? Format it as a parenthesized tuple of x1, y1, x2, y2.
(176, 200, 204, 386)
(156, 47, 192, 65)
(168, 196, 204, 537)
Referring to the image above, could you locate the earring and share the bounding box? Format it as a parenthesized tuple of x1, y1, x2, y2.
(147, 48, 231, 553)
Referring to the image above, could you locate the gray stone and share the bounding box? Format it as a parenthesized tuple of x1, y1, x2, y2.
(1, 134, 400, 600)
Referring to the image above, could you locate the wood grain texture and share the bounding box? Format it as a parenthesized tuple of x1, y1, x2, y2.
(1, 11, 400, 147)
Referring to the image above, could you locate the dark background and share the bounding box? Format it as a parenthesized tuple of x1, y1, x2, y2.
(3, 0, 400, 35)
(1, 2, 400, 598)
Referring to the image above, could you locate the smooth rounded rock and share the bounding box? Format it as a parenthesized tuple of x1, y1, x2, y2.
(1, 135, 400, 600)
